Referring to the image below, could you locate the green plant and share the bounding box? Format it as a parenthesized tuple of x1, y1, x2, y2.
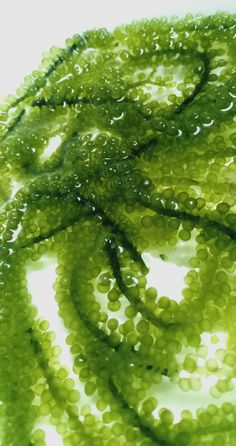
(0, 12, 236, 446)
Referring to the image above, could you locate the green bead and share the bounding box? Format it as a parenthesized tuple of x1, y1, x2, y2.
(216, 202, 230, 214)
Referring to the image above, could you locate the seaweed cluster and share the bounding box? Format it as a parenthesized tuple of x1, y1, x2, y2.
(0, 11, 236, 446)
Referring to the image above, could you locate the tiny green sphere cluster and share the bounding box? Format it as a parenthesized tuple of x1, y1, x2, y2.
(0, 11, 236, 446)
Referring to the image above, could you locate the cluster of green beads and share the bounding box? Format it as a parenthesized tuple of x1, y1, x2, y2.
(0, 11, 236, 446)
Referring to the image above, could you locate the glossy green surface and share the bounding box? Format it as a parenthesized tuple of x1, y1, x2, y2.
(0, 11, 236, 446)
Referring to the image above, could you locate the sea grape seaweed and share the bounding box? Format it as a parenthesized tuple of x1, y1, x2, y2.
(0, 11, 236, 446)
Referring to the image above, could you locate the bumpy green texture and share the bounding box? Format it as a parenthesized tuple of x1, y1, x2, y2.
(0, 11, 236, 446)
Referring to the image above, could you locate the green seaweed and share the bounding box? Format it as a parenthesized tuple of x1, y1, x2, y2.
(0, 11, 236, 446)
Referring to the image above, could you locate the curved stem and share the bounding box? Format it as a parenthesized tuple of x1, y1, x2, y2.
(139, 198, 236, 242)
(174, 52, 210, 115)
(104, 236, 174, 329)
(69, 265, 173, 446)
(108, 378, 172, 446)
(27, 328, 90, 439)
